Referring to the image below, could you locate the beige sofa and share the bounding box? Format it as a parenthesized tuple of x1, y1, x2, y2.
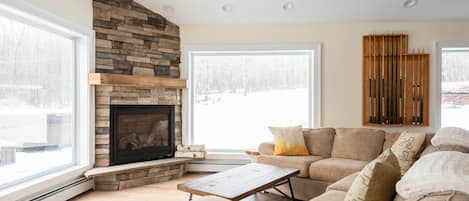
(256, 128, 434, 201)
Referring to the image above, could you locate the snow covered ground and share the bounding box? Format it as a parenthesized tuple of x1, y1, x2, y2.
(193, 88, 309, 151)
(0, 147, 72, 188)
(442, 105, 469, 129)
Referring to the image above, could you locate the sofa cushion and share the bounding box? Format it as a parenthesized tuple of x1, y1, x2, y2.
(257, 155, 323, 178)
(420, 145, 468, 157)
(326, 172, 359, 192)
(303, 128, 335, 157)
(309, 190, 347, 201)
(384, 132, 401, 151)
(331, 128, 385, 161)
(309, 158, 368, 182)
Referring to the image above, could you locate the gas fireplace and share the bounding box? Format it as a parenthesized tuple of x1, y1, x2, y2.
(109, 105, 175, 166)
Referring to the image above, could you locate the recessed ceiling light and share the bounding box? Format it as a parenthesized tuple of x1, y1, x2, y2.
(283, 2, 295, 11)
(222, 4, 233, 12)
(403, 0, 418, 8)
(162, 5, 175, 14)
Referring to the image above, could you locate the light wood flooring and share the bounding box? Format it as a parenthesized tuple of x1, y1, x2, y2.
(72, 173, 208, 201)
(72, 173, 289, 201)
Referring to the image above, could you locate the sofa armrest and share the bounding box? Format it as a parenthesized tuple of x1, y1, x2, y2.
(258, 142, 275, 155)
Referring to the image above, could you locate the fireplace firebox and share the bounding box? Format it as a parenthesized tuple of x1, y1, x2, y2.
(110, 105, 175, 166)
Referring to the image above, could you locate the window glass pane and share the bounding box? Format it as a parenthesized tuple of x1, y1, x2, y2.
(0, 15, 75, 188)
(441, 48, 469, 129)
(193, 52, 311, 151)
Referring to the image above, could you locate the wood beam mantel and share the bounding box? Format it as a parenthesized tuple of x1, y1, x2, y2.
(88, 73, 187, 89)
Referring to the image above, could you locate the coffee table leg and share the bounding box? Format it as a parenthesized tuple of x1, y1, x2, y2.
(188, 193, 193, 201)
(287, 179, 295, 201)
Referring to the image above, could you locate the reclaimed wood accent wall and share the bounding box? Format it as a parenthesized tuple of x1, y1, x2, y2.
(363, 34, 429, 126)
(92, 0, 182, 168)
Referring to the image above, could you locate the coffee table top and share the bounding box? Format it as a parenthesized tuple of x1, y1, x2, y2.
(177, 163, 299, 201)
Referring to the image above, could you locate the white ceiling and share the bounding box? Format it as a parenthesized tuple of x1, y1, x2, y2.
(135, 0, 469, 25)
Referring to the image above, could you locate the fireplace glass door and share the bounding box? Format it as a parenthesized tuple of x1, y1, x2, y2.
(110, 105, 175, 165)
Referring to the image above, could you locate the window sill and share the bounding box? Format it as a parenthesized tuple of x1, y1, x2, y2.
(205, 151, 249, 160)
(0, 164, 92, 201)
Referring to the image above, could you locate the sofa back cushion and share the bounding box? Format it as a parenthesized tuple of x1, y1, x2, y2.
(383, 132, 401, 151)
(331, 128, 385, 161)
(303, 128, 335, 157)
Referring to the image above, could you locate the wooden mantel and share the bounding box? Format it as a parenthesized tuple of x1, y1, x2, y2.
(88, 73, 187, 89)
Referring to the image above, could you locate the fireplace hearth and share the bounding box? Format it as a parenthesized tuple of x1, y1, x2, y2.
(110, 105, 175, 166)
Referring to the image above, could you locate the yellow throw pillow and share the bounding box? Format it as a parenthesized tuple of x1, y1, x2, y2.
(269, 125, 309, 156)
(391, 131, 426, 175)
(345, 149, 401, 201)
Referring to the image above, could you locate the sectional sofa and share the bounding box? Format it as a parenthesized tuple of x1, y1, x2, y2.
(256, 128, 434, 201)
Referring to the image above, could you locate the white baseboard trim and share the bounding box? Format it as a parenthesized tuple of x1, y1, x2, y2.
(28, 178, 93, 201)
(187, 159, 250, 172)
(188, 164, 242, 172)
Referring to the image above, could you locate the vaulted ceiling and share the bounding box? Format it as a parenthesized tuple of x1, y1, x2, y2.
(136, 0, 469, 25)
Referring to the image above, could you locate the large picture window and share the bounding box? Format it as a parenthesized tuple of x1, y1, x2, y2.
(0, 1, 92, 196)
(187, 46, 321, 152)
(439, 45, 469, 129)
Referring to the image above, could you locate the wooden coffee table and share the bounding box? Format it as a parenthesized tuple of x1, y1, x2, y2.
(177, 163, 299, 201)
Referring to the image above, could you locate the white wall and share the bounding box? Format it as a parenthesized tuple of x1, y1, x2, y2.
(180, 21, 469, 132)
(24, 0, 92, 29)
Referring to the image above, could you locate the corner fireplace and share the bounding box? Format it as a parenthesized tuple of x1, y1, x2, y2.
(110, 105, 175, 166)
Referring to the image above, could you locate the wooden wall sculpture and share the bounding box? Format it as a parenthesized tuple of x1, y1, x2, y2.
(363, 34, 429, 126)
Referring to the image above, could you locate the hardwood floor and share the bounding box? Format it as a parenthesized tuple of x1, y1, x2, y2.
(72, 173, 289, 201)
(72, 173, 209, 201)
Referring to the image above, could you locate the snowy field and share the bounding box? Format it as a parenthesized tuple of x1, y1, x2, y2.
(442, 106, 469, 129)
(0, 147, 72, 187)
(193, 89, 309, 151)
(441, 81, 469, 129)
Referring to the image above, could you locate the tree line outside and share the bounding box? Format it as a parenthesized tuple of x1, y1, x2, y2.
(194, 54, 310, 100)
(0, 16, 73, 110)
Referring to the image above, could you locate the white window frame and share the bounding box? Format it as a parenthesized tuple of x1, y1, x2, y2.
(181, 44, 322, 153)
(434, 41, 469, 130)
(0, 1, 94, 200)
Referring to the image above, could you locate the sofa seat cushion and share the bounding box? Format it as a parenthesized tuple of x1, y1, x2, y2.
(331, 128, 385, 161)
(257, 155, 323, 178)
(309, 158, 368, 182)
(326, 172, 359, 192)
(309, 190, 347, 201)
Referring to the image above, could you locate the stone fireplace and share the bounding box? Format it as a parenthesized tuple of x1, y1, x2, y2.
(109, 105, 175, 166)
(87, 0, 189, 191)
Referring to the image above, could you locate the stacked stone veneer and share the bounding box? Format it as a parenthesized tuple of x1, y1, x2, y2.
(94, 163, 186, 191)
(92, 0, 184, 190)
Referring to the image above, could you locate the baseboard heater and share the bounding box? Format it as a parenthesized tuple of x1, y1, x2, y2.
(27, 177, 93, 201)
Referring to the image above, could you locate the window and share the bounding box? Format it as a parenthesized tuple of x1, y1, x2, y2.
(438, 44, 469, 129)
(0, 1, 92, 196)
(187, 45, 321, 152)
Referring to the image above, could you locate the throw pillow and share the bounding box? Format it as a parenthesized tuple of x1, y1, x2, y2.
(396, 151, 469, 199)
(431, 127, 469, 149)
(344, 149, 401, 201)
(269, 125, 309, 156)
(405, 191, 469, 201)
(391, 131, 426, 175)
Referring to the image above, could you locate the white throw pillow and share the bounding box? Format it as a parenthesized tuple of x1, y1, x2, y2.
(396, 151, 469, 199)
(432, 127, 469, 149)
